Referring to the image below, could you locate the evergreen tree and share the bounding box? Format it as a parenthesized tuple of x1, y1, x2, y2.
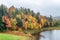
(0, 5, 6, 31)
(36, 12, 40, 23)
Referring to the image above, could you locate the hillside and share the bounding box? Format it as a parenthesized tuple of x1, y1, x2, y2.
(54, 16, 60, 20)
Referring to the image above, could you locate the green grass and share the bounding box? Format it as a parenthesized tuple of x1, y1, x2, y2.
(0, 33, 30, 40)
(0, 26, 60, 40)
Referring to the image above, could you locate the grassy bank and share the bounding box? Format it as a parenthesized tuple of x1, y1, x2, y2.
(0, 26, 60, 40)
(0, 33, 31, 40)
(23, 25, 60, 34)
(22, 25, 60, 40)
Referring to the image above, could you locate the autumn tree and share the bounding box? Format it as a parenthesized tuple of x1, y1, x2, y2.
(0, 4, 56, 31)
(3, 16, 11, 30)
(10, 18, 17, 30)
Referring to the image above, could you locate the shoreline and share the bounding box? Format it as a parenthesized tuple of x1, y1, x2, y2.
(0, 26, 60, 40)
(31, 26, 60, 40)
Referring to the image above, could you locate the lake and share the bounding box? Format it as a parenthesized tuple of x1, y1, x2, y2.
(39, 30, 60, 40)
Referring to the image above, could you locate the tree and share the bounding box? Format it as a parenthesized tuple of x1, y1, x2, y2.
(16, 18, 23, 28)
(49, 15, 53, 27)
(49, 15, 53, 22)
(0, 16, 6, 32)
(0, 4, 4, 16)
(0, 5, 7, 32)
(10, 18, 17, 30)
(24, 8, 31, 15)
(3, 16, 11, 30)
(24, 8, 28, 15)
(31, 10, 36, 17)
(36, 12, 40, 24)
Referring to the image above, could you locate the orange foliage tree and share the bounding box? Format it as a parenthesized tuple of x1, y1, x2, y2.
(3, 16, 11, 30)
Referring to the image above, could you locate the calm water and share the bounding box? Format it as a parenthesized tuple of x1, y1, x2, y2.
(39, 30, 60, 40)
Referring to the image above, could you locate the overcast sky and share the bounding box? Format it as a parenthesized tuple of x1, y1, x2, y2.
(0, 0, 60, 17)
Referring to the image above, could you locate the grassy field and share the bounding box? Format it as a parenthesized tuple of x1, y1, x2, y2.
(0, 33, 31, 40)
(0, 26, 60, 40)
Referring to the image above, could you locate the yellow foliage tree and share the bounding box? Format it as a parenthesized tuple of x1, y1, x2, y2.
(10, 18, 17, 30)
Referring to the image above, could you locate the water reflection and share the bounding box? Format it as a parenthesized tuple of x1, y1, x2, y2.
(39, 30, 60, 40)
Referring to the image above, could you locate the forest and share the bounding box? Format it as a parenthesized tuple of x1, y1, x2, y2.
(0, 4, 59, 32)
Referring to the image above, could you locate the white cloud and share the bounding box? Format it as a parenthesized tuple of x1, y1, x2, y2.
(0, 0, 60, 17)
(52, 0, 60, 4)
